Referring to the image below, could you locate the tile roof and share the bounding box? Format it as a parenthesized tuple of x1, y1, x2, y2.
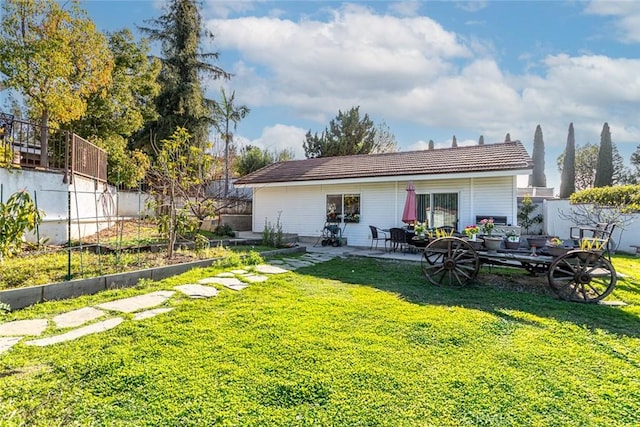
(235, 141, 533, 185)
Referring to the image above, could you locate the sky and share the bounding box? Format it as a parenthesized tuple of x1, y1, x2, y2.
(7, 1, 640, 190)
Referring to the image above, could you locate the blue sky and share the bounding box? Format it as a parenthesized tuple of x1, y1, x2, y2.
(24, 1, 640, 189)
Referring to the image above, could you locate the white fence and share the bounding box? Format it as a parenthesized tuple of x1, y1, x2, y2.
(1, 168, 153, 244)
(543, 199, 639, 255)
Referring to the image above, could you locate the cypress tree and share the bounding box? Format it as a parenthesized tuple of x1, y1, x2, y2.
(594, 122, 613, 187)
(529, 124, 547, 187)
(452, 135, 457, 148)
(478, 135, 484, 145)
(559, 123, 576, 198)
(504, 133, 511, 142)
(428, 139, 434, 150)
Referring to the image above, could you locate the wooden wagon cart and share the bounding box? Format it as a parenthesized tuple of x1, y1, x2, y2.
(420, 237, 617, 303)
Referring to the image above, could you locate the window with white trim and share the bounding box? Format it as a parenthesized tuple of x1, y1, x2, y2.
(326, 194, 360, 223)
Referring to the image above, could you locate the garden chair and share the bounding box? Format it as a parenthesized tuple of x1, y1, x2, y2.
(389, 227, 410, 253)
(369, 225, 390, 251)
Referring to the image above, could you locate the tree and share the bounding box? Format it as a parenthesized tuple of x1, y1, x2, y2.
(69, 29, 161, 187)
(234, 145, 293, 176)
(372, 122, 398, 153)
(148, 127, 214, 258)
(0, 0, 113, 167)
(594, 122, 613, 187)
(557, 142, 627, 191)
(428, 139, 434, 150)
(451, 135, 457, 148)
(71, 29, 160, 142)
(627, 145, 640, 184)
(504, 133, 511, 142)
(212, 88, 249, 196)
(303, 106, 385, 158)
(136, 0, 230, 152)
(478, 135, 484, 145)
(529, 125, 547, 187)
(559, 123, 576, 198)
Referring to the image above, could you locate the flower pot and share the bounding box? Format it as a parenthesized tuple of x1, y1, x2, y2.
(545, 246, 571, 257)
(526, 236, 554, 249)
(483, 237, 502, 253)
(504, 239, 521, 250)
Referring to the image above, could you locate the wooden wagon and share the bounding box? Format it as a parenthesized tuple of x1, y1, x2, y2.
(420, 237, 617, 303)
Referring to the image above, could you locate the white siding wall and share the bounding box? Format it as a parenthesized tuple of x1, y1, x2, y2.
(251, 175, 518, 247)
(470, 176, 518, 225)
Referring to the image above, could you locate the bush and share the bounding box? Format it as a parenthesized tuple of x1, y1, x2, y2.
(213, 223, 235, 237)
(570, 185, 640, 212)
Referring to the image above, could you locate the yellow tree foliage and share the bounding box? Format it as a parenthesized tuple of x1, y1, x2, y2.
(0, 0, 113, 127)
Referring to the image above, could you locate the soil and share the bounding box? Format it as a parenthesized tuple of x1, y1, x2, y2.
(80, 219, 160, 244)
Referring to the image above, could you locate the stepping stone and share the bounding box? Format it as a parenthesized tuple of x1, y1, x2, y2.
(223, 283, 249, 291)
(24, 318, 124, 347)
(96, 291, 174, 313)
(269, 260, 285, 265)
(0, 319, 48, 337)
(198, 276, 245, 287)
(230, 269, 248, 274)
(0, 337, 22, 354)
(216, 272, 236, 278)
(174, 284, 219, 298)
(598, 300, 628, 307)
(287, 260, 314, 268)
(254, 264, 290, 274)
(241, 274, 268, 283)
(53, 307, 106, 329)
(133, 308, 174, 321)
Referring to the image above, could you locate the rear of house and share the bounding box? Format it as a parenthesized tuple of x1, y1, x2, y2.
(235, 141, 533, 247)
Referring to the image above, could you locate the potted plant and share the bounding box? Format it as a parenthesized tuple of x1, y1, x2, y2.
(504, 230, 520, 250)
(463, 225, 479, 241)
(413, 222, 427, 238)
(479, 218, 495, 236)
(545, 237, 570, 257)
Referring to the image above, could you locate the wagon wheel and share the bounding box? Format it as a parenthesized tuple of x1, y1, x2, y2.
(547, 250, 617, 303)
(421, 237, 479, 287)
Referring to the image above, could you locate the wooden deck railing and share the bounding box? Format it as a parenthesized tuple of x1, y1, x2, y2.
(0, 114, 107, 183)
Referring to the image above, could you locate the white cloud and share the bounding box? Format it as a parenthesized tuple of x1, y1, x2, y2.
(239, 124, 308, 159)
(204, 3, 640, 160)
(584, 0, 640, 43)
(388, 1, 421, 17)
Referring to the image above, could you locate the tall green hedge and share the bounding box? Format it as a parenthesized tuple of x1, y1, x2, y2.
(570, 185, 640, 212)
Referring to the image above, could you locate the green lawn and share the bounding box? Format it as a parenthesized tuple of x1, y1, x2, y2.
(1, 255, 639, 425)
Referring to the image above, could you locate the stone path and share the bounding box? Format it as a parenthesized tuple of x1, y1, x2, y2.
(0, 253, 337, 355)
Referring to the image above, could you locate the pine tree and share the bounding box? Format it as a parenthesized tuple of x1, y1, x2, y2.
(559, 123, 576, 198)
(529, 125, 547, 187)
(136, 0, 230, 152)
(594, 122, 613, 187)
(303, 106, 380, 158)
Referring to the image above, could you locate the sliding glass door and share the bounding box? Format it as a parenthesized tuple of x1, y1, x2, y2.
(417, 193, 458, 229)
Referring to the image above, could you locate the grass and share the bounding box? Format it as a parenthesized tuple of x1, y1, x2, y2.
(0, 255, 639, 425)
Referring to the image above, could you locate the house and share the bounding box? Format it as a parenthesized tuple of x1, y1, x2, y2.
(234, 141, 534, 247)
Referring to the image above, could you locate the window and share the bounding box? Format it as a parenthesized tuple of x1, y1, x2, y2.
(326, 194, 360, 223)
(417, 193, 458, 229)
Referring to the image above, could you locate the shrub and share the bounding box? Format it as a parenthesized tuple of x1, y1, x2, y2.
(570, 185, 640, 212)
(213, 223, 235, 237)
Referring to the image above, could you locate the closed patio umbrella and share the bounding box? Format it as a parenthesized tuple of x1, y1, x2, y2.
(402, 181, 417, 224)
